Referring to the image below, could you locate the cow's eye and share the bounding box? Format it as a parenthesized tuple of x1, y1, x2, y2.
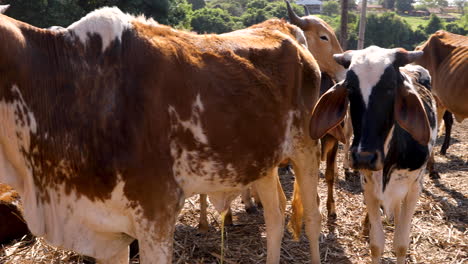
(320, 35, 329, 41)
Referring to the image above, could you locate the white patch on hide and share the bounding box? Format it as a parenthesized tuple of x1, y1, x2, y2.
(24, 175, 134, 260)
(280, 110, 297, 156)
(168, 94, 241, 197)
(168, 93, 208, 145)
(0, 85, 37, 189)
(348, 46, 397, 106)
(67, 7, 132, 52)
(381, 168, 424, 218)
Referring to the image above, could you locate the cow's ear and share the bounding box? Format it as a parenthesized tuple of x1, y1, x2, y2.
(394, 84, 431, 145)
(0, 5, 9, 14)
(394, 49, 424, 67)
(310, 82, 349, 140)
(333, 51, 353, 69)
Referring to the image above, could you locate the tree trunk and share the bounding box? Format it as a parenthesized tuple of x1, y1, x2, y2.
(340, 0, 349, 50)
(358, 0, 368, 49)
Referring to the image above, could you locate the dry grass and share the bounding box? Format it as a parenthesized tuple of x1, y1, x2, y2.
(1, 121, 467, 264)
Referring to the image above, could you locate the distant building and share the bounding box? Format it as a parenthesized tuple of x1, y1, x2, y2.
(356, 4, 387, 12)
(296, 0, 323, 14)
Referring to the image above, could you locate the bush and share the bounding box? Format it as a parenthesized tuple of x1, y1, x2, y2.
(425, 14, 444, 35)
(445, 22, 467, 35)
(191, 8, 236, 34)
(322, 0, 340, 16)
(363, 12, 414, 49)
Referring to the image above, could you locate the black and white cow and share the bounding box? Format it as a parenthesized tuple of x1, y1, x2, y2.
(309, 46, 437, 264)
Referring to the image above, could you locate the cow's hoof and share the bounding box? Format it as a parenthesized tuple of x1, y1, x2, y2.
(430, 171, 440, 179)
(245, 206, 259, 214)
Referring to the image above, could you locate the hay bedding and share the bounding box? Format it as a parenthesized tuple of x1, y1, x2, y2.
(1, 121, 467, 264)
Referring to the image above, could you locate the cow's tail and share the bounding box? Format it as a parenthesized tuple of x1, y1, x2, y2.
(288, 180, 303, 241)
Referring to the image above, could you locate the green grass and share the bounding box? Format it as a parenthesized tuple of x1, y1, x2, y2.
(399, 15, 429, 30)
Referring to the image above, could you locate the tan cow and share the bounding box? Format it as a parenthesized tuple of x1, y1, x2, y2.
(415, 30, 468, 177)
(0, 6, 323, 264)
(285, 2, 352, 238)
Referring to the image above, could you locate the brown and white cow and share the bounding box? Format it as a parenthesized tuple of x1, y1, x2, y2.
(0, 6, 323, 264)
(415, 30, 467, 177)
(310, 46, 437, 263)
(200, 3, 349, 231)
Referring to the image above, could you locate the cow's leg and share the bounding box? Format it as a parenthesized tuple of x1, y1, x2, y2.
(275, 172, 287, 215)
(241, 188, 258, 214)
(362, 170, 384, 264)
(96, 246, 129, 264)
(427, 151, 439, 179)
(440, 111, 453, 155)
(254, 168, 285, 264)
(325, 139, 339, 219)
(394, 174, 422, 264)
(198, 194, 209, 232)
(291, 140, 321, 264)
(137, 193, 182, 264)
(428, 102, 446, 179)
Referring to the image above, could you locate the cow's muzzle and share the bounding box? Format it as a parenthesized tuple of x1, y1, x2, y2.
(350, 149, 383, 171)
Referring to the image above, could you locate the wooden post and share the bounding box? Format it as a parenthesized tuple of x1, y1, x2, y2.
(340, 0, 349, 50)
(358, 0, 367, 49)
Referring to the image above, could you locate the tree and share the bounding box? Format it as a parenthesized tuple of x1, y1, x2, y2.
(168, 0, 193, 29)
(425, 14, 444, 35)
(242, 8, 268, 26)
(188, 0, 205, 10)
(445, 22, 467, 35)
(3, 0, 85, 27)
(322, 0, 340, 16)
(382, 0, 396, 9)
(419, 0, 449, 8)
(191, 7, 235, 33)
(454, 0, 466, 15)
(395, 0, 413, 12)
(3, 0, 176, 27)
(362, 12, 414, 49)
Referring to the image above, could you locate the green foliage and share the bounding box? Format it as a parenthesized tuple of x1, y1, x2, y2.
(454, 0, 465, 14)
(246, 0, 268, 10)
(3, 0, 173, 27)
(445, 22, 467, 35)
(4, 0, 84, 27)
(395, 0, 413, 12)
(360, 12, 414, 49)
(418, 0, 449, 8)
(191, 7, 235, 33)
(187, 0, 205, 10)
(322, 0, 340, 16)
(382, 0, 396, 9)
(206, 0, 248, 17)
(425, 14, 445, 34)
(242, 8, 269, 26)
(168, 0, 193, 29)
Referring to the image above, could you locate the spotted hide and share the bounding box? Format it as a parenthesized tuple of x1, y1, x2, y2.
(310, 46, 437, 264)
(0, 6, 322, 264)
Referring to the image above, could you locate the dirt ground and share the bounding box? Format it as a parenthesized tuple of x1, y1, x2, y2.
(1, 121, 467, 264)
